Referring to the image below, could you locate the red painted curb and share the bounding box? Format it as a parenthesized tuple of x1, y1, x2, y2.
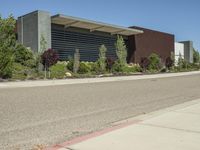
(45, 119, 141, 150)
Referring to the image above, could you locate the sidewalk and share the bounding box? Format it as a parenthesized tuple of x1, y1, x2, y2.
(48, 99, 200, 150)
(0, 71, 200, 88)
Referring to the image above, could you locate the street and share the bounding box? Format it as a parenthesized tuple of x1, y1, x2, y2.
(0, 73, 200, 149)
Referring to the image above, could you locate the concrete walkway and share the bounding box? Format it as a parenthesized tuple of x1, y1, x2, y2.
(0, 71, 200, 88)
(50, 99, 200, 150)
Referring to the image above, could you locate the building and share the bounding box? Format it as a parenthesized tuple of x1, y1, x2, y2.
(17, 10, 175, 63)
(128, 27, 175, 63)
(175, 42, 184, 64)
(175, 41, 194, 63)
(180, 41, 194, 63)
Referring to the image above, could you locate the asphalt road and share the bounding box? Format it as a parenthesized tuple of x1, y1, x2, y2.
(0, 74, 200, 149)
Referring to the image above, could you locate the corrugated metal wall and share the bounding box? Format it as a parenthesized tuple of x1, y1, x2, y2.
(52, 24, 121, 62)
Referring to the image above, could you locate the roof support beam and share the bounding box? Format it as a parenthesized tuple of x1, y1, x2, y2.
(64, 21, 79, 28)
(90, 26, 104, 32)
(111, 29, 125, 35)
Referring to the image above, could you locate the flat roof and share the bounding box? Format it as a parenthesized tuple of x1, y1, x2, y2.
(51, 14, 143, 36)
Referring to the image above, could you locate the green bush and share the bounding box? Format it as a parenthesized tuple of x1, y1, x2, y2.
(112, 61, 141, 73)
(14, 44, 34, 66)
(78, 62, 92, 74)
(148, 53, 161, 71)
(112, 60, 122, 72)
(49, 63, 68, 79)
(24, 59, 37, 68)
(12, 63, 36, 80)
(121, 64, 141, 73)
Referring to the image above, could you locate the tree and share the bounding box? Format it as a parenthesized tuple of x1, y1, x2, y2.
(0, 15, 16, 78)
(193, 49, 200, 64)
(97, 44, 107, 73)
(41, 49, 59, 78)
(73, 49, 80, 73)
(115, 35, 127, 67)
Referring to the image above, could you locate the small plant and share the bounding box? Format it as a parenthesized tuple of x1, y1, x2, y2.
(73, 49, 80, 73)
(115, 35, 127, 68)
(140, 57, 150, 72)
(49, 62, 68, 79)
(78, 62, 92, 74)
(121, 64, 141, 73)
(165, 57, 174, 70)
(97, 44, 107, 73)
(106, 57, 115, 71)
(148, 53, 161, 71)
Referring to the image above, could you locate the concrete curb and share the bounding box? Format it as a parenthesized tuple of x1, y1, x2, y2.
(0, 71, 200, 89)
(45, 120, 142, 150)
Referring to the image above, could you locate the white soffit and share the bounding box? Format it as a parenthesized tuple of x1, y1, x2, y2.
(51, 14, 143, 36)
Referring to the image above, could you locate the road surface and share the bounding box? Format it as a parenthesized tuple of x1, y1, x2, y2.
(0, 73, 200, 149)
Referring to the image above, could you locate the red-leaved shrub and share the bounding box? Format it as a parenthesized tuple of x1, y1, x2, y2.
(41, 49, 59, 69)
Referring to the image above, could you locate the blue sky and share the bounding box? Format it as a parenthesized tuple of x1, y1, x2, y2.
(0, 0, 199, 51)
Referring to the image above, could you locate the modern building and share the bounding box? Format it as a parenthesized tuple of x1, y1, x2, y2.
(17, 10, 175, 63)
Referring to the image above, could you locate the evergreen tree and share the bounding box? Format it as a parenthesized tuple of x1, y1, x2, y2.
(73, 49, 80, 73)
(193, 49, 200, 64)
(98, 44, 107, 73)
(115, 35, 127, 67)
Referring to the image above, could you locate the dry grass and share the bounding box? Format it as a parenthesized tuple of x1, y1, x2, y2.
(32, 144, 45, 150)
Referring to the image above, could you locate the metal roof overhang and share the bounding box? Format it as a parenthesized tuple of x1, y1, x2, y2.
(51, 14, 143, 36)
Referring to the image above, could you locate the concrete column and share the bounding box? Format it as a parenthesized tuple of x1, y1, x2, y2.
(180, 41, 194, 63)
(17, 10, 51, 53)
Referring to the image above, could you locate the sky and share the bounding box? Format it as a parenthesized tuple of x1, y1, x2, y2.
(0, 0, 199, 51)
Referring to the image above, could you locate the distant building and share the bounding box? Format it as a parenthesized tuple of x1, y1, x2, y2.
(175, 42, 184, 64)
(175, 41, 193, 63)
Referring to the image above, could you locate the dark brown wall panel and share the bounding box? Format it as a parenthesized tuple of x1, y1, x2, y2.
(128, 26, 175, 63)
